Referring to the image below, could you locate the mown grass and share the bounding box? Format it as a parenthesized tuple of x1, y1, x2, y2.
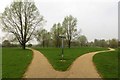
(36, 47, 107, 71)
(93, 49, 118, 79)
(2, 47, 33, 78)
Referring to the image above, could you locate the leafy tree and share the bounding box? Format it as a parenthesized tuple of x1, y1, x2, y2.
(1, 1, 44, 49)
(109, 39, 118, 48)
(2, 40, 11, 47)
(88, 41, 94, 47)
(45, 32, 51, 47)
(51, 23, 64, 47)
(62, 15, 77, 48)
(27, 44, 32, 47)
(94, 39, 107, 47)
(51, 24, 57, 47)
(35, 29, 47, 47)
(100, 39, 107, 47)
(78, 35, 87, 46)
(94, 39, 99, 46)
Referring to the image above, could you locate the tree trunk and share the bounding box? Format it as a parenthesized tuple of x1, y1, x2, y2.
(43, 40, 45, 47)
(22, 43, 26, 49)
(58, 38, 60, 48)
(68, 40, 71, 48)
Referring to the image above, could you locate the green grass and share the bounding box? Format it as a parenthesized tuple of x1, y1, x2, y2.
(93, 49, 118, 79)
(36, 47, 107, 71)
(2, 47, 33, 78)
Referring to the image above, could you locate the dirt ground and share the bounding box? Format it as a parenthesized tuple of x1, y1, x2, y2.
(23, 48, 114, 78)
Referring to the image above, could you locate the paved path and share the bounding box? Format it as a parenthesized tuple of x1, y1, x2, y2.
(23, 48, 115, 78)
(67, 48, 115, 78)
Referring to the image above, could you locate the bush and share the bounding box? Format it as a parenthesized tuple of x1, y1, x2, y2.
(27, 44, 32, 47)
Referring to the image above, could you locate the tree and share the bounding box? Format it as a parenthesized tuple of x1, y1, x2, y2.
(62, 15, 77, 48)
(51, 24, 57, 47)
(100, 39, 107, 47)
(78, 35, 87, 46)
(51, 23, 65, 47)
(109, 39, 118, 48)
(2, 40, 11, 47)
(94, 39, 108, 47)
(0, 44, 1, 47)
(94, 39, 99, 47)
(35, 29, 47, 47)
(27, 44, 32, 47)
(45, 32, 51, 47)
(119, 40, 120, 47)
(1, 1, 44, 49)
(88, 41, 94, 47)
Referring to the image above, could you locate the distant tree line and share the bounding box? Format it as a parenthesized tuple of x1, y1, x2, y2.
(2, 38, 118, 48)
(92, 39, 118, 48)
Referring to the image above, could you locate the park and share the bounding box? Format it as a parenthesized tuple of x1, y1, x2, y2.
(0, 0, 119, 79)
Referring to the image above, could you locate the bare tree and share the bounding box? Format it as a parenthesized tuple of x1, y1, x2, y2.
(1, 1, 44, 49)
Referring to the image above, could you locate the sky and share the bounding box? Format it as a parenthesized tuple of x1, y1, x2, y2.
(0, 0, 119, 43)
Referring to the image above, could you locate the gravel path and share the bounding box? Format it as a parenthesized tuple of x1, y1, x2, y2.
(23, 48, 114, 78)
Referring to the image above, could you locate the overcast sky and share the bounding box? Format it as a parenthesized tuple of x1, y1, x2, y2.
(0, 0, 119, 43)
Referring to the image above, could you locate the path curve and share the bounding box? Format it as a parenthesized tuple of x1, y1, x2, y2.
(23, 48, 115, 78)
(67, 48, 115, 78)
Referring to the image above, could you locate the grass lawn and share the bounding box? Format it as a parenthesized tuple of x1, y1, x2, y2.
(36, 47, 107, 71)
(2, 47, 33, 78)
(93, 49, 118, 79)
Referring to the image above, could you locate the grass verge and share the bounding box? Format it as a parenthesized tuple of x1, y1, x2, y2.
(93, 49, 118, 79)
(2, 47, 33, 78)
(36, 47, 107, 71)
